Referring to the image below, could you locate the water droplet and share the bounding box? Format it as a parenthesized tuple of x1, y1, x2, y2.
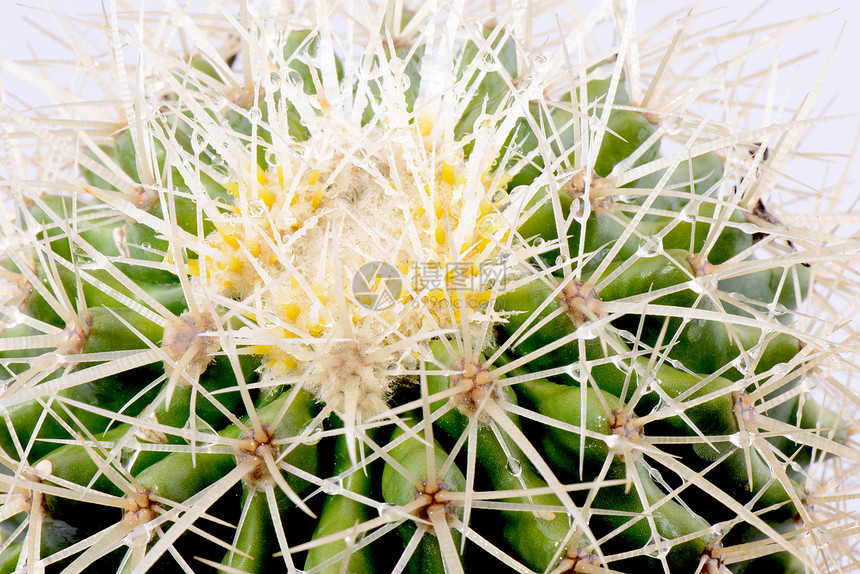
(265, 150, 279, 167)
(191, 131, 207, 155)
(365, 60, 382, 80)
(322, 479, 342, 495)
(269, 71, 284, 89)
(211, 153, 227, 169)
(377, 503, 394, 519)
(140, 242, 151, 250)
(442, 146, 465, 166)
(121, 444, 140, 471)
(419, 213, 435, 233)
(736, 222, 760, 235)
(728, 432, 743, 448)
(304, 426, 323, 445)
(248, 107, 263, 123)
(125, 526, 152, 548)
(555, 255, 566, 266)
(532, 52, 550, 70)
(398, 74, 411, 91)
(72, 246, 94, 264)
(257, 315, 277, 329)
(286, 69, 304, 89)
(590, 62, 614, 81)
(771, 364, 793, 380)
(388, 57, 404, 75)
(532, 237, 545, 247)
(684, 321, 703, 342)
(576, 323, 599, 340)
(679, 208, 696, 223)
(635, 244, 658, 258)
(478, 53, 499, 72)
(316, 145, 334, 162)
(2, 309, 24, 329)
(690, 276, 716, 295)
(343, 535, 352, 545)
(323, 184, 339, 199)
(473, 113, 494, 130)
(767, 301, 787, 316)
(565, 363, 581, 380)
(667, 357, 687, 371)
(663, 117, 682, 135)
(392, 193, 410, 211)
(507, 458, 523, 477)
(478, 217, 494, 235)
(248, 200, 266, 217)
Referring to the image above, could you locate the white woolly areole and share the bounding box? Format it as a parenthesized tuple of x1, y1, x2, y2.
(203, 114, 508, 420)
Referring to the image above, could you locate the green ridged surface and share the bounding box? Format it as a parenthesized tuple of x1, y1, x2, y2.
(0, 4, 853, 574)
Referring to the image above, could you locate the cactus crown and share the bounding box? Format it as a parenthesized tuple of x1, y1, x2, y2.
(0, 2, 858, 574)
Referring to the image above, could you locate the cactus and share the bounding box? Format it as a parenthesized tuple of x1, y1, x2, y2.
(0, 2, 858, 573)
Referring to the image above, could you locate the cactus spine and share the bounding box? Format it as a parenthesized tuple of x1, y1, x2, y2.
(0, 2, 857, 573)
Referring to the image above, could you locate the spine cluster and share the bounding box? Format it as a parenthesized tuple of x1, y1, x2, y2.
(0, 2, 856, 573)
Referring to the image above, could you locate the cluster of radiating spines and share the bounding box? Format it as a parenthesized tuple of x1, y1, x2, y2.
(0, 4, 854, 573)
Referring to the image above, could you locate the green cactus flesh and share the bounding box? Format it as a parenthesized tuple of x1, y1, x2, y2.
(0, 2, 856, 574)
